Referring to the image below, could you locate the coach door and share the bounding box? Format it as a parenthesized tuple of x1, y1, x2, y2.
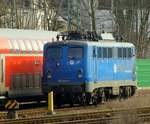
(93, 46, 98, 82)
(0, 55, 5, 93)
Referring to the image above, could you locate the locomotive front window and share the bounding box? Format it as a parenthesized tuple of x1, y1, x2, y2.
(68, 47, 83, 59)
(46, 47, 61, 59)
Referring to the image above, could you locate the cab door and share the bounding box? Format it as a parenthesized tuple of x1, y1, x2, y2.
(93, 46, 98, 82)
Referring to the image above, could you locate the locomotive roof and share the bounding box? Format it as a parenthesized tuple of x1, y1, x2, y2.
(0, 28, 59, 53)
(48, 40, 135, 48)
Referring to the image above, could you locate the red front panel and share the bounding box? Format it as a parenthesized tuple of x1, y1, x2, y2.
(5, 55, 43, 90)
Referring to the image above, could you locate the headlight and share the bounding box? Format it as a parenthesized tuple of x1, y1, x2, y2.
(77, 69, 83, 78)
(78, 74, 83, 78)
(47, 74, 52, 79)
(56, 62, 60, 66)
(47, 70, 52, 79)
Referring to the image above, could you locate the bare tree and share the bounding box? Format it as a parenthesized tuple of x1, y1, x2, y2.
(113, 0, 150, 58)
(0, 0, 65, 31)
(40, 0, 65, 31)
(81, 0, 98, 31)
(0, 0, 11, 28)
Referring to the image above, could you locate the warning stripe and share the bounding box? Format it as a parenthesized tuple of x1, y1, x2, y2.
(8, 101, 17, 109)
(5, 100, 18, 109)
(5, 100, 11, 108)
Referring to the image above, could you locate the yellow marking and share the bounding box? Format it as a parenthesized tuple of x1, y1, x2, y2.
(5, 100, 19, 109)
(8, 101, 17, 109)
(5, 100, 11, 108)
(48, 91, 54, 113)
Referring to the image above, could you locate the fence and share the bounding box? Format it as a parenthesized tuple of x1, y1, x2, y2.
(136, 59, 150, 87)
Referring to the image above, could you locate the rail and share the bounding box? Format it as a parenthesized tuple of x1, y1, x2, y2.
(0, 106, 150, 123)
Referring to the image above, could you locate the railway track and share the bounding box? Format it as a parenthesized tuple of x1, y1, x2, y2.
(0, 106, 150, 124)
(0, 112, 7, 120)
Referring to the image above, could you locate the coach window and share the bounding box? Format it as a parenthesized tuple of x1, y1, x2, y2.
(68, 47, 83, 59)
(97, 47, 102, 58)
(47, 47, 62, 60)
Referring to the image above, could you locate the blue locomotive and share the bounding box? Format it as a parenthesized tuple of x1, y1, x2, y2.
(42, 32, 137, 105)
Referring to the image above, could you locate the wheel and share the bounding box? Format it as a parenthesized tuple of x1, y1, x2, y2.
(128, 86, 132, 97)
(91, 93, 98, 106)
(87, 92, 99, 106)
(119, 87, 126, 99)
(131, 86, 136, 96)
(80, 93, 87, 106)
(55, 93, 63, 108)
(101, 91, 106, 103)
(69, 94, 75, 107)
(126, 86, 132, 97)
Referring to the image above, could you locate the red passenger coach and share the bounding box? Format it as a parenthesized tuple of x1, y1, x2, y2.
(0, 29, 58, 100)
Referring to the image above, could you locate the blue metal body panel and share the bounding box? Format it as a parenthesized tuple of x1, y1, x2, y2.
(43, 44, 87, 85)
(85, 46, 135, 83)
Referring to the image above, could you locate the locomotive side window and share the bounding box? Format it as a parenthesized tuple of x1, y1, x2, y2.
(46, 47, 62, 59)
(118, 47, 132, 58)
(97, 47, 102, 58)
(118, 48, 123, 58)
(68, 47, 83, 59)
(101, 47, 113, 58)
(127, 48, 132, 58)
(108, 48, 113, 58)
(123, 48, 127, 58)
(102, 48, 107, 58)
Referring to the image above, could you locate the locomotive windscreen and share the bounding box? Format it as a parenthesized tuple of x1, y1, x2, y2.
(68, 47, 83, 59)
(46, 47, 62, 60)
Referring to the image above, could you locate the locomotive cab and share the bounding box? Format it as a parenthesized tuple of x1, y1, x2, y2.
(43, 41, 88, 95)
